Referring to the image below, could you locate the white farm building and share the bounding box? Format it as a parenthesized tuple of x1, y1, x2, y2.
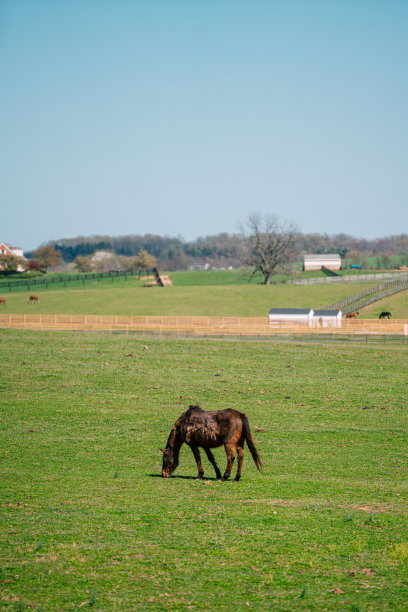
(268, 308, 314, 326)
(268, 308, 342, 328)
(303, 254, 341, 271)
(312, 309, 342, 328)
(0, 242, 26, 272)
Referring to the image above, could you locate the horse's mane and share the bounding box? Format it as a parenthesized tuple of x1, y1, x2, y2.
(177, 404, 220, 443)
(187, 404, 203, 411)
(166, 406, 204, 449)
(166, 426, 178, 448)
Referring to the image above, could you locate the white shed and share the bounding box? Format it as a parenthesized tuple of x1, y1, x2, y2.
(303, 254, 341, 271)
(312, 309, 342, 328)
(268, 308, 314, 326)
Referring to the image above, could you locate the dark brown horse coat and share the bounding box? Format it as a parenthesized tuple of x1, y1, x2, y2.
(161, 405, 262, 481)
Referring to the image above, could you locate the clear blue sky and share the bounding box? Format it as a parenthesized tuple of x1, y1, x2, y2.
(1, 0, 407, 251)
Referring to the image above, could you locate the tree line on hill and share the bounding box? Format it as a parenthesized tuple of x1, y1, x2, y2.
(0, 213, 403, 284)
(24, 230, 408, 271)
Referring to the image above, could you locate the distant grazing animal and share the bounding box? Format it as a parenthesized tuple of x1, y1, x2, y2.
(161, 404, 262, 482)
(346, 311, 359, 319)
(29, 295, 39, 303)
(0, 298, 5, 306)
(379, 311, 392, 319)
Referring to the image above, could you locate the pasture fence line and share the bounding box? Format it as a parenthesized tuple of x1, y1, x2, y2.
(289, 271, 408, 285)
(326, 278, 408, 314)
(1, 313, 408, 338)
(0, 268, 154, 292)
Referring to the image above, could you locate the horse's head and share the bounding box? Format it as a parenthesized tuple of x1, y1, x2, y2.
(161, 447, 177, 478)
(161, 426, 181, 477)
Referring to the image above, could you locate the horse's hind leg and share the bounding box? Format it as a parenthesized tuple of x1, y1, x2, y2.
(204, 448, 222, 480)
(234, 444, 244, 482)
(221, 444, 236, 481)
(190, 445, 204, 479)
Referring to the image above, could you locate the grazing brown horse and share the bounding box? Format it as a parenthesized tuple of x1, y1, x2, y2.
(379, 311, 391, 319)
(161, 404, 262, 481)
(0, 298, 5, 306)
(346, 311, 359, 319)
(29, 295, 39, 303)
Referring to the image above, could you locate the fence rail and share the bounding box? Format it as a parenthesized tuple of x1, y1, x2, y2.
(1, 314, 408, 338)
(289, 271, 408, 285)
(0, 269, 154, 292)
(326, 278, 408, 313)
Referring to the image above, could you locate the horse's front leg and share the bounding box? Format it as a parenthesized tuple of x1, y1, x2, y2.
(221, 444, 236, 481)
(190, 445, 204, 479)
(204, 448, 222, 480)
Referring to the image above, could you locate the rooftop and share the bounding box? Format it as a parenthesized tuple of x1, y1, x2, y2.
(303, 253, 341, 260)
(313, 309, 342, 316)
(269, 308, 312, 315)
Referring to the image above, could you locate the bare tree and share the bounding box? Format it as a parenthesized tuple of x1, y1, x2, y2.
(241, 213, 297, 284)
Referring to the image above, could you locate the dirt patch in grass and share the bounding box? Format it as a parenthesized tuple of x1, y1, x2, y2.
(349, 503, 393, 514)
(245, 498, 395, 514)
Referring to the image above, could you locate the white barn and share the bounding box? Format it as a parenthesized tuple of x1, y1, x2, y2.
(312, 309, 342, 328)
(269, 308, 314, 326)
(268, 308, 342, 328)
(303, 254, 341, 271)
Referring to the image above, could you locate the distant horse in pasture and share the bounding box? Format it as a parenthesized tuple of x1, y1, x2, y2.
(0, 298, 5, 306)
(29, 295, 39, 303)
(161, 404, 262, 482)
(346, 311, 359, 319)
(379, 311, 392, 319)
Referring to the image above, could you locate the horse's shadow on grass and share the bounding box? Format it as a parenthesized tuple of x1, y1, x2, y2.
(148, 473, 220, 481)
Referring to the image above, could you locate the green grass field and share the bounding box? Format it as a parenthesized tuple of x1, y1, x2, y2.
(3, 280, 408, 318)
(1, 329, 407, 610)
(362, 292, 408, 319)
(1, 268, 407, 319)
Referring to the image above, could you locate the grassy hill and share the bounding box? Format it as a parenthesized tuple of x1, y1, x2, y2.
(0, 269, 407, 318)
(0, 281, 387, 318)
(360, 290, 408, 319)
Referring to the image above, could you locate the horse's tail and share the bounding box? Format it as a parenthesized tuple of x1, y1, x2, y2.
(241, 414, 263, 471)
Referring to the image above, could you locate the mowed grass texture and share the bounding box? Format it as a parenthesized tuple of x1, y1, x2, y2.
(0, 281, 384, 317)
(1, 331, 407, 611)
(1, 269, 407, 318)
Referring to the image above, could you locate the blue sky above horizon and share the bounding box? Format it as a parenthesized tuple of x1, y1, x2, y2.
(1, 0, 408, 251)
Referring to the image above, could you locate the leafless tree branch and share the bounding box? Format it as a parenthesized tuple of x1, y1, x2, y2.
(240, 212, 297, 284)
